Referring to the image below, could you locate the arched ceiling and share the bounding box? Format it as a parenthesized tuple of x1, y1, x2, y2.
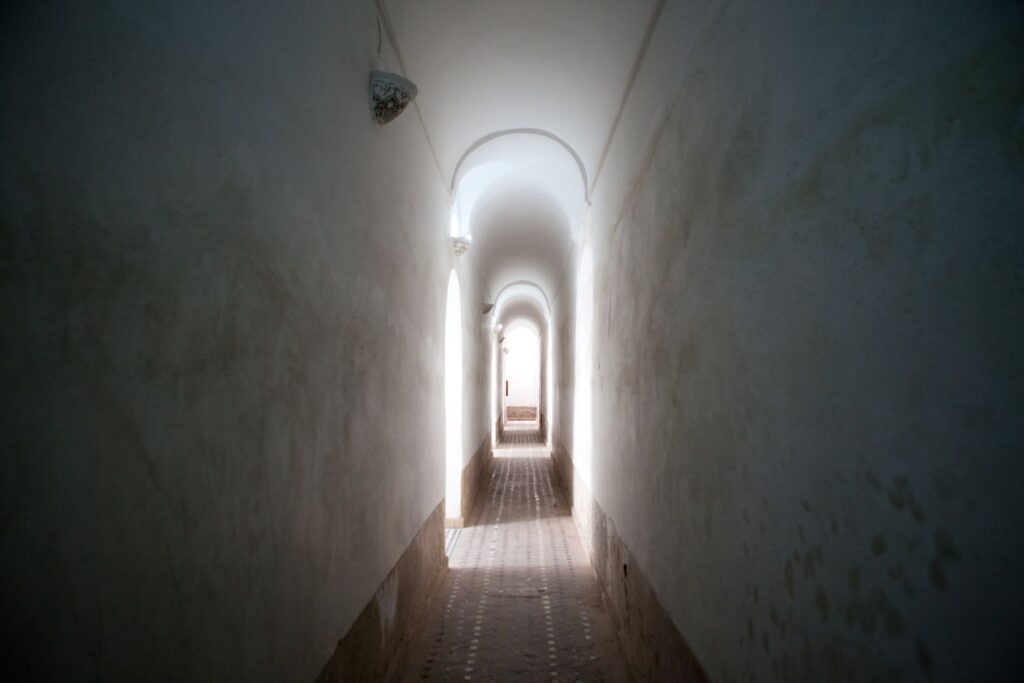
(381, 0, 659, 302)
(451, 133, 582, 297)
(492, 281, 549, 327)
(453, 132, 586, 241)
(382, 0, 657, 179)
(498, 299, 547, 333)
(471, 188, 572, 298)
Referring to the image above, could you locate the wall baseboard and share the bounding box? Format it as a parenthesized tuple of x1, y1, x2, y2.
(447, 433, 494, 528)
(552, 441, 708, 682)
(314, 502, 446, 683)
(317, 432, 496, 680)
(495, 416, 505, 445)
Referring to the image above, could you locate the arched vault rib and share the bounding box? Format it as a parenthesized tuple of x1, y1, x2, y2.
(491, 281, 551, 329)
(451, 129, 590, 203)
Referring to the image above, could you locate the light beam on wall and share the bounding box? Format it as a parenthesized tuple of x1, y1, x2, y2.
(573, 232, 594, 489)
(546, 318, 555, 449)
(490, 330, 498, 448)
(444, 271, 463, 520)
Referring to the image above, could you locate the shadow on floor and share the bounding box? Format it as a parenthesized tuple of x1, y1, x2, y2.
(464, 455, 569, 526)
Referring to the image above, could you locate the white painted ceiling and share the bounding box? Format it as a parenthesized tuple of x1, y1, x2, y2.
(381, 0, 658, 300)
(499, 299, 547, 334)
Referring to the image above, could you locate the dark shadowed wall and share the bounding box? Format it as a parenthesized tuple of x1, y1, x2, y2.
(555, 1, 1024, 680)
(0, 1, 461, 680)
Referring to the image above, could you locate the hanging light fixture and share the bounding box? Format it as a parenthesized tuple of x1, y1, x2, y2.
(369, 71, 418, 125)
(452, 234, 473, 256)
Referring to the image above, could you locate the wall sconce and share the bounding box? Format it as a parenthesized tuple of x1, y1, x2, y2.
(452, 234, 473, 256)
(370, 71, 418, 125)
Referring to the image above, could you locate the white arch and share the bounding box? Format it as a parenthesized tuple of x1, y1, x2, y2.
(492, 281, 551, 329)
(450, 131, 589, 242)
(503, 316, 542, 338)
(451, 129, 589, 201)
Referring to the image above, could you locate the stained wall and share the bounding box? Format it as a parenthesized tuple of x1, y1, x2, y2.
(563, 1, 1024, 680)
(1, 1, 455, 680)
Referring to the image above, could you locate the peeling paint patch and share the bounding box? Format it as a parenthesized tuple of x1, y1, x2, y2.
(888, 476, 927, 523)
(815, 587, 830, 622)
(802, 545, 823, 579)
(916, 640, 933, 680)
(928, 530, 961, 590)
(870, 534, 888, 556)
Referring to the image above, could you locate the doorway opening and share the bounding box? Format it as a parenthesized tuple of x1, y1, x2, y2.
(501, 323, 540, 426)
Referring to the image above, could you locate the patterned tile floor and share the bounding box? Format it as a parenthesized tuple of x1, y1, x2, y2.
(500, 426, 544, 446)
(398, 432, 629, 682)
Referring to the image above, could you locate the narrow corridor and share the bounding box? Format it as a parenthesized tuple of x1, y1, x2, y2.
(400, 433, 627, 682)
(3, 2, 1021, 681)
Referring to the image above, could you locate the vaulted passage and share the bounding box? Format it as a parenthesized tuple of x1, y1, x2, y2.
(2, 2, 1022, 682)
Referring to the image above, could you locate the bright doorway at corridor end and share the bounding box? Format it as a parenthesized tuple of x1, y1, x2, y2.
(501, 324, 540, 426)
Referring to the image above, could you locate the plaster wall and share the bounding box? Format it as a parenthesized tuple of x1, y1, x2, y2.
(1, 1, 452, 680)
(576, 1, 1024, 680)
(540, 323, 549, 440)
(450, 249, 492, 525)
(552, 243, 578, 458)
(454, 252, 491, 471)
